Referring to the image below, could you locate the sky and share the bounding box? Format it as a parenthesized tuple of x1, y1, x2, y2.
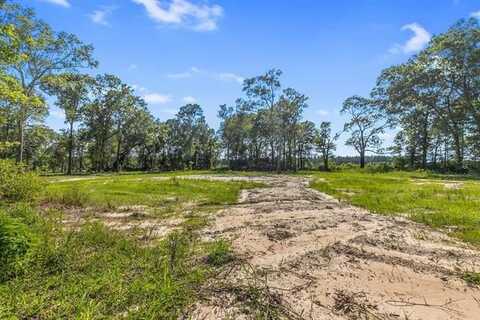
(17, 0, 480, 155)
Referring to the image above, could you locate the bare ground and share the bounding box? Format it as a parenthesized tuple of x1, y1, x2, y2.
(189, 175, 480, 320)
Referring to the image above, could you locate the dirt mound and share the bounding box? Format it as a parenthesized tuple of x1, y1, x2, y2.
(191, 175, 480, 320)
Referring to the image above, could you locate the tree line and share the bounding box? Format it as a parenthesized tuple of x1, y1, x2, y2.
(0, 2, 217, 173)
(1, 0, 478, 173)
(343, 18, 479, 171)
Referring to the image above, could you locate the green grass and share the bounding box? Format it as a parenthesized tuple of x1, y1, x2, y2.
(0, 202, 241, 319)
(0, 171, 266, 319)
(1, 212, 207, 319)
(43, 173, 262, 209)
(306, 170, 480, 245)
(462, 272, 480, 286)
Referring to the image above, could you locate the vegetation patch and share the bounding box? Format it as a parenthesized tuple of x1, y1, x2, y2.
(308, 170, 480, 245)
(205, 240, 234, 267)
(43, 174, 262, 210)
(462, 272, 480, 286)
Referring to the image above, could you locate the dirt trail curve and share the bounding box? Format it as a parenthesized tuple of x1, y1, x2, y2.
(190, 175, 480, 320)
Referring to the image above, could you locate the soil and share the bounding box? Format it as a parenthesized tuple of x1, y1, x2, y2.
(189, 175, 480, 320)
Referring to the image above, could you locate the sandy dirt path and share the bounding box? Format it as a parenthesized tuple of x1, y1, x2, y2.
(190, 175, 480, 320)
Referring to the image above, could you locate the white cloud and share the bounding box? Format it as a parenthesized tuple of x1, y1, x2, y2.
(40, 0, 70, 7)
(167, 66, 200, 79)
(132, 0, 223, 31)
(143, 93, 172, 104)
(471, 10, 480, 19)
(217, 72, 244, 84)
(167, 72, 193, 79)
(128, 64, 138, 71)
(389, 23, 431, 55)
(89, 6, 116, 26)
(316, 109, 329, 117)
(166, 67, 243, 85)
(182, 96, 197, 104)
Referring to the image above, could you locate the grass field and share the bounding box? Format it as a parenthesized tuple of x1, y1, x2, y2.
(1, 172, 256, 319)
(43, 172, 262, 209)
(308, 170, 480, 245)
(4, 169, 480, 319)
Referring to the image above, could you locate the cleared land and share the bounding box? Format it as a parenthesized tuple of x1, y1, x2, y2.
(190, 174, 480, 320)
(308, 170, 480, 245)
(2, 171, 480, 319)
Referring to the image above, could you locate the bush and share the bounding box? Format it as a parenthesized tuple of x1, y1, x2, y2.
(0, 160, 42, 202)
(0, 212, 38, 281)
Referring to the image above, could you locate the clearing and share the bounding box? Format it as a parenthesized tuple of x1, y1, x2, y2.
(6, 172, 480, 319)
(189, 174, 480, 320)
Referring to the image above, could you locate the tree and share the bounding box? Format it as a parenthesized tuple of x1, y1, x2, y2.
(1, 3, 97, 162)
(0, 6, 42, 153)
(341, 96, 387, 168)
(277, 88, 308, 171)
(243, 69, 282, 167)
(315, 122, 338, 171)
(218, 69, 312, 171)
(41, 73, 93, 174)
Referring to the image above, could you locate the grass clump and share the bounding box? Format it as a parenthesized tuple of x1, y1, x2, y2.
(307, 170, 480, 245)
(462, 272, 480, 286)
(206, 240, 234, 267)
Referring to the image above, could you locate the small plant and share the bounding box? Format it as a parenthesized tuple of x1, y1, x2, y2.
(462, 272, 480, 286)
(163, 231, 190, 274)
(206, 240, 233, 267)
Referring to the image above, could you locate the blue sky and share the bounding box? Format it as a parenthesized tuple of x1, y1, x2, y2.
(19, 0, 480, 155)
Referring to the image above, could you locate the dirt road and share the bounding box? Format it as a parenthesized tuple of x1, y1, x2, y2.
(191, 175, 480, 320)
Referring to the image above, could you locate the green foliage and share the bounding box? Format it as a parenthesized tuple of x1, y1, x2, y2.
(52, 185, 90, 207)
(0, 211, 37, 282)
(309, 169, 480, 245)
(206, 240, 233, 267)
(0, 160, 42, 201)
(462, 272, 480, 286)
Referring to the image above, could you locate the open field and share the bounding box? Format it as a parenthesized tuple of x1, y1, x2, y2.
(2, 171, 480, 319)
(307, 170, 480, 245)
(1, 173, 256, 319)
(43, 172, 263, 209)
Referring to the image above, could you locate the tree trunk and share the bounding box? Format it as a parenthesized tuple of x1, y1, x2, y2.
(67, 121, 74, 175)
(421, 114, 429, 169)
(17, 119, 24, 163)
(452, 131, 463, 169)
(360, 150, 365, 168)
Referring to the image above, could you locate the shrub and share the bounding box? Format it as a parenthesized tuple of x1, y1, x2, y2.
(0, 160, 42, 202)
(0, 212, 38, 281)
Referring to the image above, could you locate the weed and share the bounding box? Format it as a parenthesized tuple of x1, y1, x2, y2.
(206, 240, 233, 267)
(462, 272, 480, 286)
